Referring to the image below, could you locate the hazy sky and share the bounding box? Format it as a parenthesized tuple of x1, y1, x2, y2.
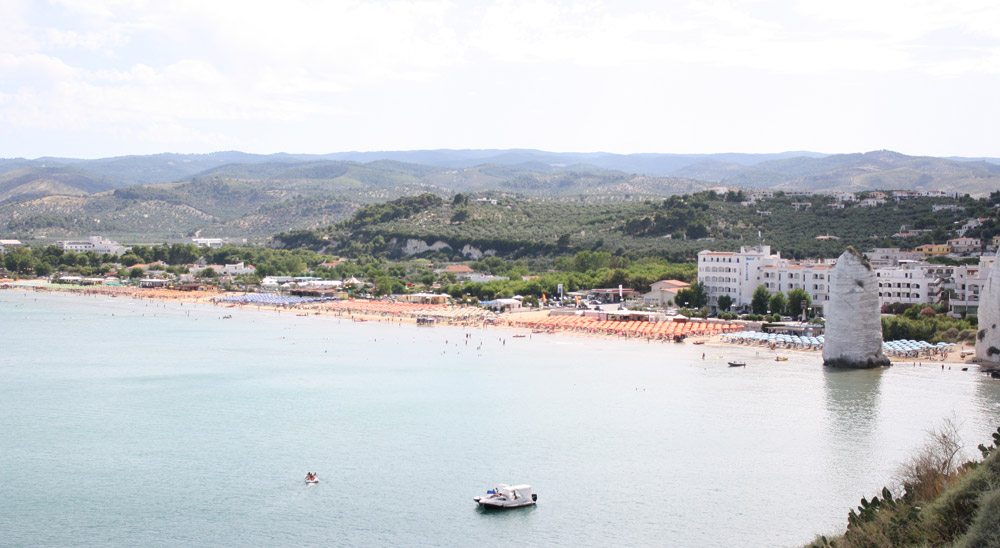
(1, 0, 997, 159)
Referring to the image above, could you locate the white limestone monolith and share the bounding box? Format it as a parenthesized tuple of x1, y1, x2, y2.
(823, 248, 890, 368)
(975, 251, 1000, 364)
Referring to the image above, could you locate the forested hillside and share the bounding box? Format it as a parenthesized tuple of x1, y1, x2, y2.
(278, 190, 1000, 262)
(3, 149, 1000, 245)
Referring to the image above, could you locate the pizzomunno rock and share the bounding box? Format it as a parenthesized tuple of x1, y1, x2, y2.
(975, 250, 1000, 364)
(823, 248, 890, 368)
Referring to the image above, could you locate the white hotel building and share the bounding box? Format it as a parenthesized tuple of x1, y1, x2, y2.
(58, 236, 128, 256)
(696, 245, 832, 313)
(700, 245, 995, 318)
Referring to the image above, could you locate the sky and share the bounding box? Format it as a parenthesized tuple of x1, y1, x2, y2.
(1, 0, 998, 159)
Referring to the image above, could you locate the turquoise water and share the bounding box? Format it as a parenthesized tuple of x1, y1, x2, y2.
(2, 290, 999, 547)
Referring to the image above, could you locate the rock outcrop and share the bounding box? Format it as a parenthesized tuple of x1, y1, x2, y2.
(975, 251, 1000, 364)
(823, 248, 890, 368)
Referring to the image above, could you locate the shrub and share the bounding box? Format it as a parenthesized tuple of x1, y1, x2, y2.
(953, 489, 1000, 548)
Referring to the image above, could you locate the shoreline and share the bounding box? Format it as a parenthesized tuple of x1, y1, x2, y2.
(2, 282, 978, 366)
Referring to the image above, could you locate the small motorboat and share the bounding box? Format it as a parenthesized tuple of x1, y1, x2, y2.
(304, 473, 319, 484)
(728, 361, 747, 367)
(474, 484, 537, 509)
(692, 341, 705, 345)
(774, 356, 788, 362)
(512, 334, 527, 338)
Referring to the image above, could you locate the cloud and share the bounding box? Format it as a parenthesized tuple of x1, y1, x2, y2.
(1, 0, 998, 156)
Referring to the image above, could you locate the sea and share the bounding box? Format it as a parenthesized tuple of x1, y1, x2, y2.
(2, 290, 999, 548)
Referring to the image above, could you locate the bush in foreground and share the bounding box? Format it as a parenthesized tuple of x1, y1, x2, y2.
(805, 424, 1000, 548)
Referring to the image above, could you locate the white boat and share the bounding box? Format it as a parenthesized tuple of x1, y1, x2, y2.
(305, 473, 319, 484)
(474, 484, 537, 508)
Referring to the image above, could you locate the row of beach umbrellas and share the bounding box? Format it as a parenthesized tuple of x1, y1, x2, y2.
(722, 331, 825, 349)
(883, 339, 954, 355)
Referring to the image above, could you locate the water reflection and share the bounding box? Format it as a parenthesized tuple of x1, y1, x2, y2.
(972, 372, 1000, 434)
(822, 367, 886, 470)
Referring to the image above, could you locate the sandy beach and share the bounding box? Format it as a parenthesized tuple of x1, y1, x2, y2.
(2, 281, 979, 365)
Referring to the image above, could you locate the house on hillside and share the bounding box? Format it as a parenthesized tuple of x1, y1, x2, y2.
(859, 198, 886, 207)
(947, 237, 981, 255)
(915, 244, 950, 257)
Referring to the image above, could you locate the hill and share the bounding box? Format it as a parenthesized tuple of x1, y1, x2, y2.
(0, 167, 116, 203)
(275, 190, 991, 262)
(0, 160, 712, 242)
(5, 149, 1000, 197)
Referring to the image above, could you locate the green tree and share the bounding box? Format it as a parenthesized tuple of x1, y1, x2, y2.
(3, 247, 36, 274)
(751, 285, 771, 315)
(769, 292, 787, 315)
(717, 294, 733, 312)
(786, 288, 812, 318)
(690, 281, 708, 307)
(120, 253, 143, 267)
(675, 287, 694, 308)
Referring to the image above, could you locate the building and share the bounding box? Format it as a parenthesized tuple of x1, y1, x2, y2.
(948, 256, 997, 316)
(893, 190, 922, 201)
(947, 238, 981, 255)
(435, 264, 475, 277)
(642, 280, 690, 307)
(933, 204, 965, 213)
(915, 244, 950, 257)
(217, 262, 256, 277)
(875, 261, 950, 307)
(759, 262, 832, 313)
(697, 245, 784, 312)
(867, 248, 923, 268)
(191, 238, 225, 248)
(0, 239, 23, 254)
(957, 218, 995, 237)
(747, 189, 774, 201)
(859, 198, 886, 207)
(58, 236, 128, 256)
(591, 287, 639, 304)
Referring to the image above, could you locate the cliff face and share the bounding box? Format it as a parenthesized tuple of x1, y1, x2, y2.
(823, 248, 890, 368)
(975, 251, 1000, 364)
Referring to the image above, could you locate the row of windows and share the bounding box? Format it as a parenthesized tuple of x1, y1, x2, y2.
(701, 256, 740, 263)
(762, 282, 827, 291)
(878, 282, 921, 289)
(763, 272, 826, 280)
(706, 286, 735, 294)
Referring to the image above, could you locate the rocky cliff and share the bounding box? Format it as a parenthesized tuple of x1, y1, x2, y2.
(823, 248, 890, 368)
(975, 251, 1000, 364)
